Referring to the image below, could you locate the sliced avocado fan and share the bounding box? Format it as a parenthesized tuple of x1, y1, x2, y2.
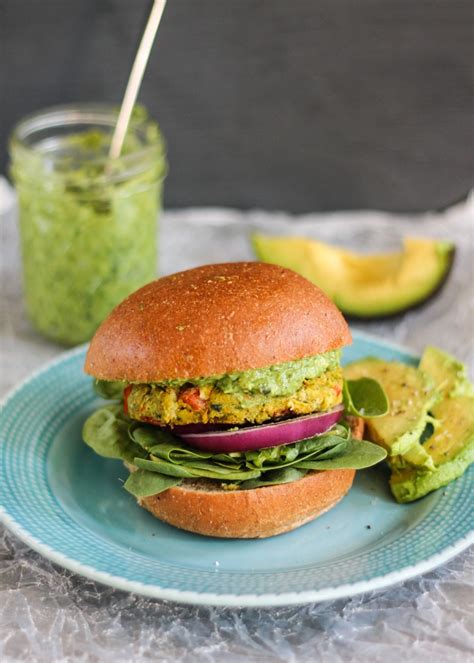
(252, 234, 455, 318)
(345, 349, 474, 503)
(390, 347, 474, 503)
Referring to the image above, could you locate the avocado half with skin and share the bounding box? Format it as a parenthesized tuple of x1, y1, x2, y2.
(252, 234, 455, 318)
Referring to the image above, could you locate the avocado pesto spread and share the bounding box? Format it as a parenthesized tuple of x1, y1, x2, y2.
(10, 105, 166, 345)
(96, 350, 341, 399)
(166, 350, 340, 396)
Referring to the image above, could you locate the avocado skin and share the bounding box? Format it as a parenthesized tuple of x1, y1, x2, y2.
(343, 247, 455, 321)
(342, 258, 455, 322)
(252, 234, 455, 319)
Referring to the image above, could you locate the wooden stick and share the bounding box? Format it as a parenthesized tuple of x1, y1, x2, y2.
(109, 0, 167, 160)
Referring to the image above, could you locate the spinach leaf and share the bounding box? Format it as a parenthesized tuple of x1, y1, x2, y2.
(244, 432, 349, 471)
(295, 438, 386, 470)
(343, 377, 389, 418)
(148, 441, 214, 462)
(82, 404, 147, 463)
(129, 424, 178, 451)
(244, 443, 300, 467)
(134, 457, 261, 481)
(310, 440, 348, 459)
(93, 379, 127, 401)
(239, 468, 306, 489)
(185, 461, 261, 480)
(124, 469, 181, 497)
(134, 457, 197, 478)
(243, 426, 349, 469)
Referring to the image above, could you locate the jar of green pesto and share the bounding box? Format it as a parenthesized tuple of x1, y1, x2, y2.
(9, 104, 166, 345)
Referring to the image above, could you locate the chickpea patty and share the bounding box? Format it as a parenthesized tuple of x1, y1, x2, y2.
(126, 367, 343, 426)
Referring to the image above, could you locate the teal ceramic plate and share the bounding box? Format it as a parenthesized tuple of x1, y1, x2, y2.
(0, 331, 472, 607)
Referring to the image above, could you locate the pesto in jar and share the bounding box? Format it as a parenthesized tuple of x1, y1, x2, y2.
(9, 105, 167, 345)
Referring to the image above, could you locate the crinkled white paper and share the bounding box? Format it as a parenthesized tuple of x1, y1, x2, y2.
(1, 182, 473, 661)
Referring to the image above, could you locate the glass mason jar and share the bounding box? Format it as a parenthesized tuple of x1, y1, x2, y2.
(9, 104, 167, 345)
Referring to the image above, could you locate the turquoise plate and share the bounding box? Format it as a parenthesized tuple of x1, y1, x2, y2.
(0, 331, 472, 607)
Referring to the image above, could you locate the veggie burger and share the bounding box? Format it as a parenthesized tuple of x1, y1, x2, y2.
(83, 262, 386, 538)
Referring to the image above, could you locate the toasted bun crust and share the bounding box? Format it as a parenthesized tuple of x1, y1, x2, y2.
(85, 262, 351, 382)
(139, 468, 355, 538)
(136, 418, 364, 539)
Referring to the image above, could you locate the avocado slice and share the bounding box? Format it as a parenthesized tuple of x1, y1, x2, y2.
(252, 234, 455, 318)
(419, 346, 474, 399)
(390, 348, 474, 503)
(344, 358, 438, 469)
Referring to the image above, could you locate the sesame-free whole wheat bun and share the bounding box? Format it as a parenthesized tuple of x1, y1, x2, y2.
(139, 470, 355, 539)
(85, 262, 351, 382)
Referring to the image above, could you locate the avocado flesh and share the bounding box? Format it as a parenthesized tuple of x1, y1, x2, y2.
(419, 345, 474, 399)
(391, 348, 474, 503)
(389, 439, 474, 503)
(344, 358, 438, 469)
(252, 234, 454, 318)
(423, 396, 474, 464)
(347, 349, 474, 503)
(390, 395, 474, 503)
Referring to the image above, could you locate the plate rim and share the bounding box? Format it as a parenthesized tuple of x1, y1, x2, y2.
(1, 331, 473, 607)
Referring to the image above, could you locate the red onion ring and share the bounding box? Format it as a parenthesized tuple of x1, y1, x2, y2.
(177, 404, 344, 453)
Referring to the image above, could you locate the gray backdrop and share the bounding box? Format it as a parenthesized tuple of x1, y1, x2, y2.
(2, 0, 473, 212)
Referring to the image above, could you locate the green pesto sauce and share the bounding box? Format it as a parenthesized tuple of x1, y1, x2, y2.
(11, 109, 166, 345)
(95, 350, 341, 399)
(172, 350, 341, 396)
